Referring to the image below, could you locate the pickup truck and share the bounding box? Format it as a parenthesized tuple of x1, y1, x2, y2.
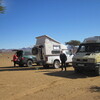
(32, 35, 73, 68)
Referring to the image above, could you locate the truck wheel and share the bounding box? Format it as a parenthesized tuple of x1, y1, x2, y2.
(53, 60, 60, 69)
(95, 67, 100, 76)
(27, 60, 33, 67)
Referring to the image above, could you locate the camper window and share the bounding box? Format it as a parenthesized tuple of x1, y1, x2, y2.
(52, 50, 60, 54)
(53, 45, 60, 50)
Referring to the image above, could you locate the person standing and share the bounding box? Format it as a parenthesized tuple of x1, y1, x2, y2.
(60, 51, 67, 71)
(13, 53, 18, 67)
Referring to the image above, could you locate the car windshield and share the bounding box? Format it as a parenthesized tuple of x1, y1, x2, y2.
(77, 43, 100, 53)
(24, 51, 32, 55)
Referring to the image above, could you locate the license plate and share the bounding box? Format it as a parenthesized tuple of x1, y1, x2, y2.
(78, 64, 84, 66)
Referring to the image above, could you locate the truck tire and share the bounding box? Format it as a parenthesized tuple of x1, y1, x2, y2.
(27, 60, 33, 67)
(53, 60, 60, 69)
(95, 67, 100, 76)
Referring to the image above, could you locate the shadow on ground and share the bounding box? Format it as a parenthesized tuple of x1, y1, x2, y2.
(90, 86, 100, 92)
(0, 66, 97, 78)
(0, 65, 45, 72)
(44, 70, 97, 79)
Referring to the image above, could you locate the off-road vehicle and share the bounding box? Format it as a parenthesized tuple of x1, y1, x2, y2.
(72, 36, 100, 76)
(12, 50, 36, 67)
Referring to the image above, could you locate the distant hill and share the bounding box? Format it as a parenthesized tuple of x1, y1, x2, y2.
(0, 47, 33, 52)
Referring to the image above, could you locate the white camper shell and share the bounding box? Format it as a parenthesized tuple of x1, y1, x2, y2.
(32, 35, 73, 68)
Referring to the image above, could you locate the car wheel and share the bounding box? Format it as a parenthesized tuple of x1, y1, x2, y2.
(53, 60, 60, 69)
(27, 60, 33, 67)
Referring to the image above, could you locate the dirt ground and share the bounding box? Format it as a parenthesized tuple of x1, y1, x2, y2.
(0, 52, 100, 100)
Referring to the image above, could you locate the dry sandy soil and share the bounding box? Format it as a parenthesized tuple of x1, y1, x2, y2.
(0, 52, 100, 100)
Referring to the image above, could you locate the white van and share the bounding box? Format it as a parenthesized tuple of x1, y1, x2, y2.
(72, 36, 100, 76)
(32, 35, 73, 68)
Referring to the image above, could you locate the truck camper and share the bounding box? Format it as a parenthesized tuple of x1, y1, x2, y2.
(72, 36, 100, 76)
(32, 35, 73, 68)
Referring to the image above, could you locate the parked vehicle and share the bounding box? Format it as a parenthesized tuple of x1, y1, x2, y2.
(12, 50, 36, 67)
(32, 35, 73, 68)
(72, 36, 100, 76)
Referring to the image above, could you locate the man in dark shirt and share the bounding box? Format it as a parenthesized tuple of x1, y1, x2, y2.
(60, 51, 67, 71)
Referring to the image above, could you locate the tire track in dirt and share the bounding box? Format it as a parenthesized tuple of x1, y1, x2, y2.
(7, 79, 65, 100)
(6, 69, 100, 100)
(7, 78, 88, 100)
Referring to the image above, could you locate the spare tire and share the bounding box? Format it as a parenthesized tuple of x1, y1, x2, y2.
(32, 47, 38, 55)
